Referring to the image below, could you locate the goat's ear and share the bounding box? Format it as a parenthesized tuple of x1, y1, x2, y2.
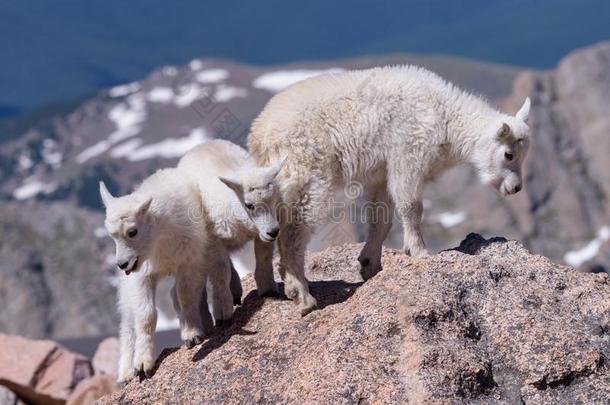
(137, 197, 153, 216)
(99, 181, 115, 207)
(267, 157, 287, 180)
(497, 122, 511, 140)
(219, 177, 243, 196)
(515, 97, 531, 122)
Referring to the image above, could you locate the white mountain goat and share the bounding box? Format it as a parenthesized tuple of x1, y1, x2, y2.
(177, 139, 284, 298)
(100, 169, 231, 383)
(248, 65, 531, 315)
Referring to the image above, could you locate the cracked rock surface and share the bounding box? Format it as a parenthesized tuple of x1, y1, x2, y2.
(102, 234, 609, 404)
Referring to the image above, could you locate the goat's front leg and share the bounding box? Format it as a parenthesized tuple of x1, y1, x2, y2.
(254, 237, 277, 297)
(388, 175, 428, 257)
(358, 183, 394, 280)
(174, 269, 206, 348)
(206, 248, 234, 327)
(131, 274, 158, 379)
(117, 278, 136, 384)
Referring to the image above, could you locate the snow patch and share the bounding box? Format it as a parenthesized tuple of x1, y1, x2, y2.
(108, 82, 141, 98)
(214, 84, 248, 103)
(189, 59, 204, 70)
(76, 93, 147, 163)
(107, 93, 147, 143)
(13, 176, 57, 200)
(110, 138, 143, 159)
(196, 68, 229, 83)
(125, 128, 209, 161)
(42, 139, 62, 168)
(147, 87, 174, 103)
(434, 211, 466, 228)
(253, 68, 344, 93)
(174, 84, 208, 108)
(162, 66, 178, 76)
(76, 141, 111, 164)
(18, 152, 34, 170)
(564, 226, 610, 267)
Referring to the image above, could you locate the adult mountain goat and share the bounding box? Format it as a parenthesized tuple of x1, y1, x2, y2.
(248, 65, 531, 315)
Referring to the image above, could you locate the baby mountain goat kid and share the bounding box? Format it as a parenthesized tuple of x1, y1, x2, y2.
(100, 169, 234, 384)
(178, 139, 284, 298)
(249, 65, 532, 315)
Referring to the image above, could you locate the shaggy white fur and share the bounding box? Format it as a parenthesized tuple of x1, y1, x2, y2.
(248, 65, 531, 315)
(177, 139, 283, 297)
(100, 169, 222, 383)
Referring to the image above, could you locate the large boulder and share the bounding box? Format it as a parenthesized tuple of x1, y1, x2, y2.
(91, 338, 119, 379)
(0, 334, 93, 404)
(102, 234, 609, 404)
(67, 375, 117, 405)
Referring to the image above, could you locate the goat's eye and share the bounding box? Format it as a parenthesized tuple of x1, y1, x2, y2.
(504, 152, 514, 161)
(127, 228, 138, 238)
(245, 203, 254, 210)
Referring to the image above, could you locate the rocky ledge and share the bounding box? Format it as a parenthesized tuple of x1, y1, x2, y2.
(103, 234, 609, 404)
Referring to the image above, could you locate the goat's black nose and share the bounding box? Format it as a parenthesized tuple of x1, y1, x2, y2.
(117, 261, 129, 270)
(515, 184, 522, 193)
(267, 228, 279, 238)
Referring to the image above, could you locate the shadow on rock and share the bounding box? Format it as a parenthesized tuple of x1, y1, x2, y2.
(191, 290, 267, 362)
(453, 233, 508, 255)
(307, 279, 364, 310)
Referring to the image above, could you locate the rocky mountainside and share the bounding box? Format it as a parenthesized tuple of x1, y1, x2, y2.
(1, 42, 610, 342)
(102, 235, 610, 404)
(0, 202, 117, 339)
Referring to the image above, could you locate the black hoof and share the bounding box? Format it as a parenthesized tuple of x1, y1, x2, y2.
(185, 335, 203, 349)
(144, 368, 154, 379)
(135, 368, 146, 382)
(359, 261, 381, 281)
(233, 297, 242, 306)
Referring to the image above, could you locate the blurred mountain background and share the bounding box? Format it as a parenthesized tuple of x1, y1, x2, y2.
(0, 0, 609, 344)
(2, 0, 610, 122)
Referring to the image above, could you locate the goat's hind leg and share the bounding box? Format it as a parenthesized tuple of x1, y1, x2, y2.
(254, 237, 277, 297)
(174, 269, 206, 349)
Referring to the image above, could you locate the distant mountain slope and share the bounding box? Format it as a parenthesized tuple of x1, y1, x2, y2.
(0, 54, 521, 208)
(1, 0, 609, 112)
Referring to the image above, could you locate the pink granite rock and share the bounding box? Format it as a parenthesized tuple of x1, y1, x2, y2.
(0, 334, 93, 404)
(91, 338, 119, 378)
